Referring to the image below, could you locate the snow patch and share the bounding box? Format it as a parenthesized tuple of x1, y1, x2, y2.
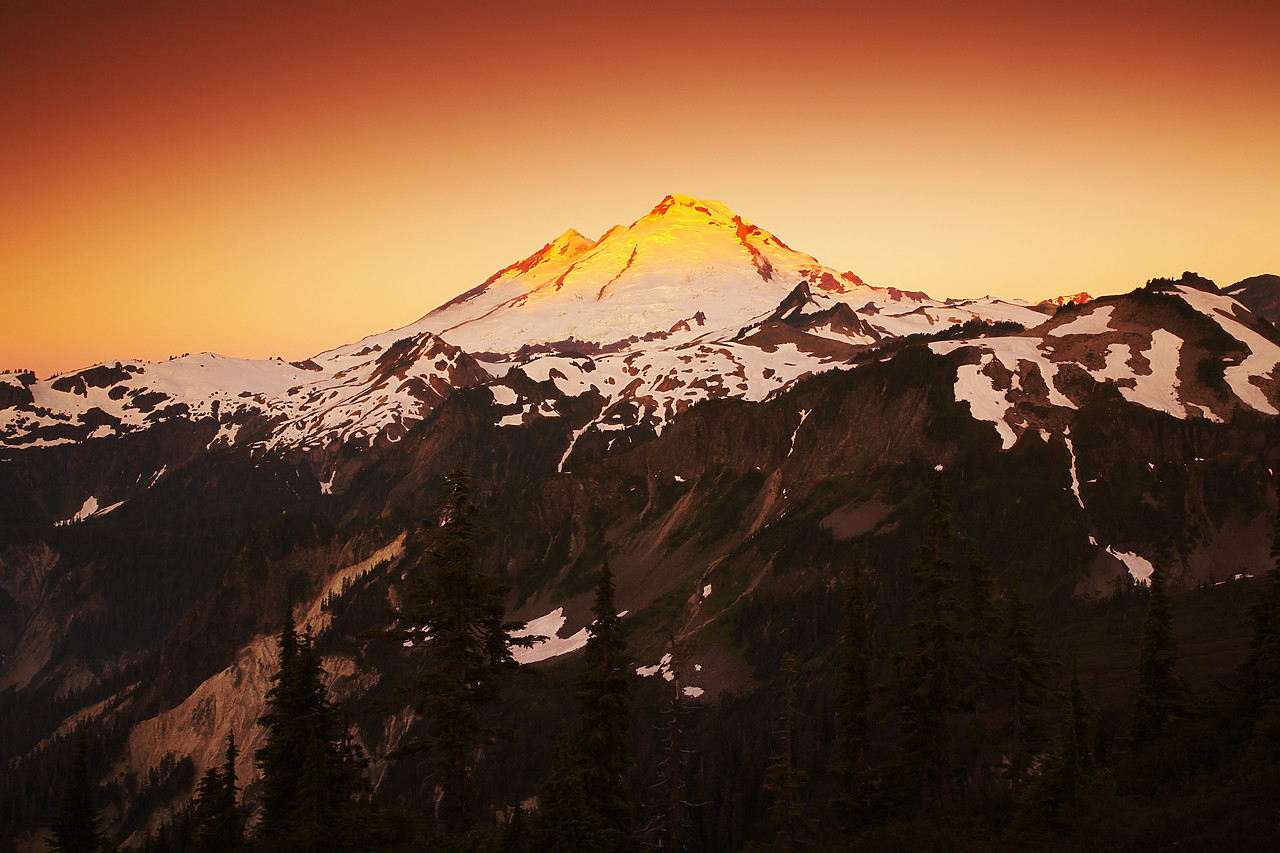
(1106, 547, 1154, 583)
(511, 608, 590, 664)
(1049, 305, 1114, 336)
(637, 653, 673, 679)
(57, 496, 121, 526)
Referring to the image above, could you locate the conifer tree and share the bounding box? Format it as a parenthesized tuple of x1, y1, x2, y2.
(256, 616, 360, 848)
(533, 735, 609, 853)
(193, 732, 242, 852)
(499, 803, 532, 853)
(256, 611, 304, 838)
(646, 630, 691, 852)
(575, 557, 637, 849)
(1066, 663, 1091, 771)
(960, 546, 1003, 789)
(894, 474, 962, 809)
(764, 654, 813, 852)
(50, 732, 101, 853)
(395, 466, 537, 836)
(1002, 585, 1055, 786)
(830, 560, 871, 830)
(1129, 563, 1184, 749)
(1034, 662, 1088, 817)
(1240, 495, 1280, 715)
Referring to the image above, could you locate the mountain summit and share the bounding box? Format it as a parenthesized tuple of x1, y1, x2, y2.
(409, 194, 865, 355)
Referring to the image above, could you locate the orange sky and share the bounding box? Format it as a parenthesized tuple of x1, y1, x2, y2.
(3, 0, 1278, 378)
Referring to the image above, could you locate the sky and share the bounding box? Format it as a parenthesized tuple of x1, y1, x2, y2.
(3, 0, 1278, 378)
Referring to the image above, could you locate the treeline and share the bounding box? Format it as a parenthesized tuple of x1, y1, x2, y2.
(40, 473, 1280, 851)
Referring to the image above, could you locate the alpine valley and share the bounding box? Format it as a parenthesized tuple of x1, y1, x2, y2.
(5, 195, 1280, 851)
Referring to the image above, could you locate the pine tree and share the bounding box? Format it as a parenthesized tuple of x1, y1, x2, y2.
(1035, 662, 1089, 817)
(960, 546, 1003, 789)
(764, 654, 813, 852)
(256, 611, 304, 839)
(499, 803, 532, 853)
(830, 560, 872, 831)
(1002, 585, 1055, 786)
(1066, 663, 1091, 771)
(395, 466, 537, 836)
(256, 616, 361, 849)
(1129, 563, 1184, 749)
(646, 631, 691, 852)
(50, 732, 101, 853)
(1240, 495, 1280, 715)
(193, 732, 242, 852)
(894, 474, 962, 809)
(533, 735, 609, 853)
(575, 558, 637, 850)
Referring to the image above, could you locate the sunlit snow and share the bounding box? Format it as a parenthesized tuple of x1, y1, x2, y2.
(1107, 547, 1154, 583)
(1048, 306, 1114, 337)
(510, 608, 589, 664)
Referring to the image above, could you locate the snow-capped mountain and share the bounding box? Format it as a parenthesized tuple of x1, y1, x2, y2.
(0, 195, 1050, 456)
(0, 333, 488, 454)
(408, 194, 863, 354)
(931, 273, 1280, 451)
(5, 196, 1280, 850)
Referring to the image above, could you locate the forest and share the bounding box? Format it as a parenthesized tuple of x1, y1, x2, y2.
(32, 467, 1280, 853)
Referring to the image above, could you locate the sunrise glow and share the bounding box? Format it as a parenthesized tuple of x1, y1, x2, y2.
(3, 0, 1278, 378)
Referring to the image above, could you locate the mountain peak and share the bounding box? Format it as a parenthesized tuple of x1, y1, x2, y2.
(547, 228, 595, 256)
(647, 194, 738, 223)
(412, 195, 854, 356)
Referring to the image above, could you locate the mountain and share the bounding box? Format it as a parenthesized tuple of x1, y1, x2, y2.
(2, 197, 1279, 850)
(0, 195, 1044, 461)
(1224, 273, 1280, 326)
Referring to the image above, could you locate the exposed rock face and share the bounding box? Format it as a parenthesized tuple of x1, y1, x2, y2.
(1225, 273, 1280, 326)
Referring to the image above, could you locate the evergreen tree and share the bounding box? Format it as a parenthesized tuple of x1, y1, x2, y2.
(960, 546, 1003, 789)
(1034, 662, 1088, 817)
(764, 654, 813, 852)
(1066, 663, 1091, 771)
(646, 631, 691, 852)
(499, 803, 532, 853)
(50, 732, 101, 853)
(830, 561, 872, 831)
(1240, 495, 1280, 715)
(1092, 716, 1111, 769)
(893, 474, 962, 809)
(395, 466, 537, 836)
(193, 732, 241, 852)
(256, 611, 304, 838)
(1129, 563, 1184, 749)
(1002, 585, 1055, 786)
(575, 557, 637, 850)
(256, 616, 361, 849)
(533, 735, 609, 853)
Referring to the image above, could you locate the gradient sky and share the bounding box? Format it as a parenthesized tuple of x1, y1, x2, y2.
(3, 0, 1278, 378)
